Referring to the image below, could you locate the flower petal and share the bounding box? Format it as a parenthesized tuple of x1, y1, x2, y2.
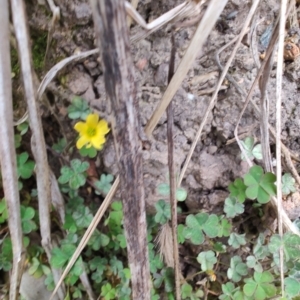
(91, 134, 106, 149)
(76, 135, 90, 149)
(86, 114, 99, 128)
(96, 119, 110, 134)
(74, 122, 87, 133)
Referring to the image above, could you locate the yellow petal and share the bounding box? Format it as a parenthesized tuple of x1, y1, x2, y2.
(91, 135, 106, 149)
(86, 114, 99, 128)
(76, 135, 90, 149)
(74, 122, 87, 133)
(97, 119, 110, 134)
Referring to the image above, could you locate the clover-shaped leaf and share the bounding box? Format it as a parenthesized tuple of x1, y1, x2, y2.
(21, 206, 37, 234)
(58, 159, 89, 190)
(219, 282, 236, 300)
(157, 183, 187, 202)
(243, 165, 276, 203)
(67, 97, 91, 120)
(243, 271, 276, 300)
(17, 122, 29, 135)
(51, 244, 76, 268)
(94, 174, 114, 195)
(246, 256, 263, 273)
(154, 200, 171, 224)
(217, 216, 232, 237)
(197, 251, 217, 271)
(253, 233, 270, 260)
(228, 233, 246, 249)
(79, 144, 97, 158)
(227, 256, 248, 282)
(241, 137, 262, 161)
(183, 213, 219, 245)
(285, 277, 300, 298)
(228, 178, 247, 203)
(52, 138, 67, 154)
(72, 206, 93, 229)
(268, 233, 300, 262)
(101, 283, 116, 300)
(87, 230, 110, 251)
(282, 173, 296, 195)
(224, 197, 244, 218)
(17, 152, 35, 179)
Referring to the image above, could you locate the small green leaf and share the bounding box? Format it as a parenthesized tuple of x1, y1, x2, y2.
(154, 200, 171, 224)
(241, 137, 255, 161)
(17, 152, 35, 179)
(228, 233, 246, 249)
(268, 233, 300, 262)
(52, 138, 67, 153)
(94, 174, 114, 195)
(282, 173, 296, 195)
(79, 145, 97, 158)
(183, 213, 218, 245)
(157, 183, 170, 196)
(101, 283, 116, 300)
(252, 144, 262, 160)
(244, 165, 276, 203)
(176, 187, 187, 202)
(285, 277, 300, 297)
(243, 271, 276, 300)
(181, 283, 193, 299)
(246, 256, 263, 273)
(227, 256, 248, 282)
(197, 251, 217, 271)
(217, 217, 232, 237)
(17, 122, 29, 135)
(228, 178, 247, 203)
(68, 97, 91, 120)
(224, 197, 244, 218)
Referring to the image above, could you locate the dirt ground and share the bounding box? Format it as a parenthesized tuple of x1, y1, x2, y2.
(22, 0, 300, 228)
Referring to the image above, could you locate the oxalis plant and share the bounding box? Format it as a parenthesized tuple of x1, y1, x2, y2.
(1, 96, 300, 299)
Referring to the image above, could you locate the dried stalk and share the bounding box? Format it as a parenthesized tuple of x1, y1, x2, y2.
(10, 0, 65, 298)
(0, 2, 25, 299)
(91, 0, 151, 299)
(167, 33, 180, 300)
(276, 0, 289, 295)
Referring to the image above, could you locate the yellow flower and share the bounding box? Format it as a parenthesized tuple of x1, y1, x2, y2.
(74, 114, 110, 150)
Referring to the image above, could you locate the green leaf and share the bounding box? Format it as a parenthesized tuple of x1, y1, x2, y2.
(58, 159, 89, 190)
(181, 283, 193, 299)
(224, 197, 244, 218)
(0, 199, 8, 224)
(51, 244, 77, 269)
(177, 224, 185, 244)
(94, 174, 114, 195)
(227, 256, 248, 282)
(72, 206, 93, 229)
(197, 251, 217, 271)
(17, 152, 35, 179)
(176, 187, 187, 202)
(87, 230, 110, 250)
(244, 165, 276, 203)
(14, 134, 21, 148)
(213, 242, 227, 253)
(243, 271, 276, 300)
(154, 200, 171, 224)
(17, 122, 29, 135)
(79, 144, 97, 158)
(285, 277, 300, 297)
(228, 233, 246, 249)
(228, 178, 247, 203)
(157, 183, 170, 196)
(246, 256, 263, 273)
(67, 97, 91, 120)
(52, 138, 67, 153)
(20, 206, 37, 234)
(282, 173, 296, 195)
(220, 282, 235, 300)
(268, 233, 300, 262)
(101, 283, 116, 300)
(217, 217, 232, 237)
(183, 213, 218, 245)
(252, 144, 263, 160)
(241, 137, 255, 161)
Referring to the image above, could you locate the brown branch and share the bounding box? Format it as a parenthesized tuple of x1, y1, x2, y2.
(90, 1, 151, 299)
